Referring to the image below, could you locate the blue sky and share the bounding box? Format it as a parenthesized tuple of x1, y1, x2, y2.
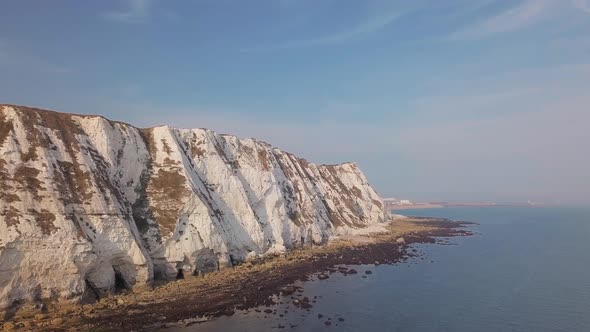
(1, 0, 589, 204)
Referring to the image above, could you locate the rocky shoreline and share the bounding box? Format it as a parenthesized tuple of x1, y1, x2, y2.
(1, 217, 474, 331)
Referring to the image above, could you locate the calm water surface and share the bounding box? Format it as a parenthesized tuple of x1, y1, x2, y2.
(168, 207, 590, 332)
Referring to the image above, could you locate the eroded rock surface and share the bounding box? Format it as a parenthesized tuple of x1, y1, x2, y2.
(0, 105, 386, 309)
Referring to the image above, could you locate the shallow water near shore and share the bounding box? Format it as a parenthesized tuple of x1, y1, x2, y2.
(166, 206, 590, 332)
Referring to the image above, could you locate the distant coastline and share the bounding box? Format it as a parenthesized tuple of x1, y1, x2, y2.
(389, 204, 446, 210)
(388, 202, 542, 211)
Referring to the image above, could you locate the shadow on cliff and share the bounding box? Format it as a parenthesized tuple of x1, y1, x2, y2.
(175, 136, 260, 264)
(0, 244, 25, 320)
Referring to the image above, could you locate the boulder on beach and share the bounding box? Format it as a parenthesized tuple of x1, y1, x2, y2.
(280, 286, 297, 295)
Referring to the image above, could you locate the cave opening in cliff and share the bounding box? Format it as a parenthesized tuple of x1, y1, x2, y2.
(229, 254, 236, 267)
(83, 279, 101, 302)
(176, 269, 185, 279)
(113, 270, 128, 292)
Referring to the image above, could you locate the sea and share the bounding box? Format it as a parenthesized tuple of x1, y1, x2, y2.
(167, 206, 590, 332)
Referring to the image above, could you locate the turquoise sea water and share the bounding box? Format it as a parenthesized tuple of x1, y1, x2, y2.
(169, 207, 590, 332)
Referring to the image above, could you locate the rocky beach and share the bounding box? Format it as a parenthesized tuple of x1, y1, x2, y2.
(1, 216, 474, 331)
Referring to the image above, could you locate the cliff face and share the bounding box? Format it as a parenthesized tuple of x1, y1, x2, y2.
(0, 105, 386, 309)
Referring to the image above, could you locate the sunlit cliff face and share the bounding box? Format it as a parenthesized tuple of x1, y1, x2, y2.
(0, 105, 386, 309)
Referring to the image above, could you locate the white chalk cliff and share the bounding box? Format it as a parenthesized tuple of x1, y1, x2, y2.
(0, 105, 386, 309)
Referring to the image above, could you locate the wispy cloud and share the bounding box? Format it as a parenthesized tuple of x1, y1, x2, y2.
(293, 10, 405, 45)
(390, 62, 590, 203)
(573, 0, 590, 14)
(102, 0, 154, 24)
(408, 62, 590, 120)
(241, 7, 407, 52)
(448, 0, 560, 40)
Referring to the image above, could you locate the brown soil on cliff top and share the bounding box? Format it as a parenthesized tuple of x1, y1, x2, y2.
(1, 217, 474, 332)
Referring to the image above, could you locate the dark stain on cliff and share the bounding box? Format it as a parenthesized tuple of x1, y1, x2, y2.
(28, 209, 58, 235)
(141, 128, 190, 236)
(14, 166, 45, 200)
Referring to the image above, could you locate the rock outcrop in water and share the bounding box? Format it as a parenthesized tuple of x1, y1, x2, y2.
(0, 105, 385, 309)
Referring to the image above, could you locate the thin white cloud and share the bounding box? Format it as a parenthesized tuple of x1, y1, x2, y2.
(241, 7, 406, 52)
(573, 0, 590, 14)
(408, 62, 590, 122)
(295, 10, 405, 45)
(390, 63, 590, 204)
(448, 0, 560, 40)
(102, 0, 154, 24)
